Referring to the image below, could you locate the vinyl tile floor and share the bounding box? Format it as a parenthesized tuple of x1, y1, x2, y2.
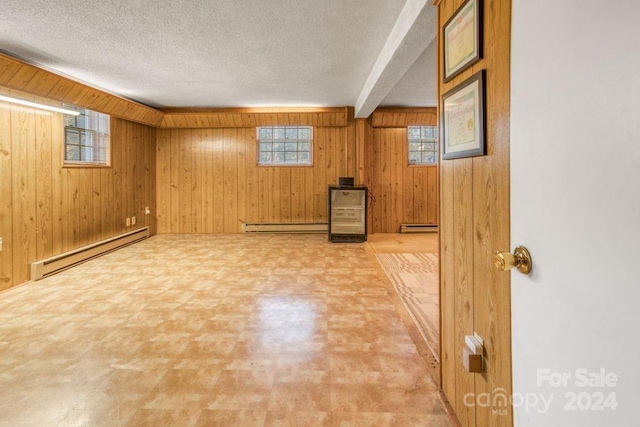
(368, 234, 440, 361)
(366, 234, 441, 384)
(0, 234, 452, 427)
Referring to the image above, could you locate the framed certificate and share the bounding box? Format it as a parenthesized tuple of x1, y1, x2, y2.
(442, 70, 485, 160)
(443, 0, 483, 82)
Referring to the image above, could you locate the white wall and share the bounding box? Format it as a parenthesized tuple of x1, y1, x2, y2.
(380, 38, 437, 107)
(511, 0, 640, 425)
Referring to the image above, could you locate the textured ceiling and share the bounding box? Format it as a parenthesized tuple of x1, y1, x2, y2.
(0, 0, 437, 110)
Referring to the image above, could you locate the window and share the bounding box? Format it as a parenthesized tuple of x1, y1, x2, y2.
(408, 125, 438, 165)
(63, 105, 110, 165)
(257, 126, 312, 165)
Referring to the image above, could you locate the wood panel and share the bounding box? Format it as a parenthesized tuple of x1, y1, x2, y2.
(0, 53, 163, 127)
(159, 107, 350, 128)
(155, 125, 351, 233)
(380, 128, 392, 231)
(0, 87, 156, 292)
(365, 127, 438, 233)
(11, 93, 37, 282)
(345, 119, 357, 179)
(437, 0, 513, 425)
(223, 129, 238, 232)
(0, 89, 12, 290)
(371, 107, 437, 128)
(35, 108, 53, 260)
(471, 0, 512, 423)
(453, 158, 476, 426)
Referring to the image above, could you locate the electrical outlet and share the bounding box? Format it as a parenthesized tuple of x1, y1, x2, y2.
(126, 217, 131, 227)
(131, 216, 136, 225)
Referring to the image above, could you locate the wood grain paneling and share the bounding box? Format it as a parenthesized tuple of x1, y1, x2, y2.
(371, 107, 437, 128)
(437, 0, 513, 425)
(0, 87, 156, 291)
(155, 126, 352, 233)
(10, 93, 37, 282)
(0, 53, 163, 127)
(0, 89, 13, 290)
(159, 107, 350, 128)
(365, 127, 438, 233)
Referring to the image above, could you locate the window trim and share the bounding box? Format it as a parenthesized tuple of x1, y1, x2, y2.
(62, 105, 111, 168)
(256, 125, 314, 167)
(407, 125, 438, 166)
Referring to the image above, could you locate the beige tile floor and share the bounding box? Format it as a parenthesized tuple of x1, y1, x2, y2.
(0, 234, 453, 427)
(374, 253, 439, 358)
(366, 234, 441, 384)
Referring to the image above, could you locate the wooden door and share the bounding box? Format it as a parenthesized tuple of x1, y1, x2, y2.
(436, 0, 513, 425)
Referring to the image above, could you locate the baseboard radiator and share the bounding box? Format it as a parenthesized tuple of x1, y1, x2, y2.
(242, 222, 328, 234)
(400, 224, 439, 234)
(30, 227, 149, 281)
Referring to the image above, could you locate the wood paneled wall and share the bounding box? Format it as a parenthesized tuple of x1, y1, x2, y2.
(362, 108, 438, 233)
(436, 0, 512, 426)
(371, 107, 438, 128)
(0, 87, 156, 291)
(156, 125, 355, 233)
(0, 53, 163, 127)
(0, 54, 440, 289)
(160, 107, 349, 128)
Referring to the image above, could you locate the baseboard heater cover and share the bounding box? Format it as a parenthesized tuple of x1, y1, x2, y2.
(400, 224, 439, 233)
(30, 227, 149, 281)
(242, 222, 328, 233)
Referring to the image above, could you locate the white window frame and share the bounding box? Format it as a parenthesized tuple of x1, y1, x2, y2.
(408, 125, 438, 165)
(63, 105, 110, 166)
(257, 126, 313, 166)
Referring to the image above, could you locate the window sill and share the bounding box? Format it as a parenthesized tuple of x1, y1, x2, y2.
(257, 163, 313, 168)
(63, 162, 111, 169)
(407, 163, 438, 168)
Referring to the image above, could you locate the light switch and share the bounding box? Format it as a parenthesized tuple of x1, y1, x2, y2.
(0, 236, 2, 252)
(462, 334, 484, 373)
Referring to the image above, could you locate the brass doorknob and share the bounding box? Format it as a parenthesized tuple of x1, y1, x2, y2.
(494, 246, 532, 274)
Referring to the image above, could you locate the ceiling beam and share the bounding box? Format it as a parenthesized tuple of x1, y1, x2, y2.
(354, 0, 437, 118)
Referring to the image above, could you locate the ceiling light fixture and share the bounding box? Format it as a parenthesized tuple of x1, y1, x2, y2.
(0, 94, 80, 116)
